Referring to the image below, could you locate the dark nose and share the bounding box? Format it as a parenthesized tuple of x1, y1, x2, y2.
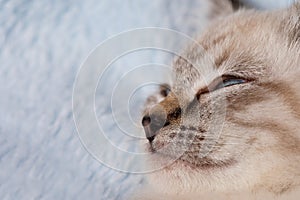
(142, 106, 168, 143)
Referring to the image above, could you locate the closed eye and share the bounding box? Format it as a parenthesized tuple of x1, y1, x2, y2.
(213, 75, 247, 91)
(196, 75, 249, 100)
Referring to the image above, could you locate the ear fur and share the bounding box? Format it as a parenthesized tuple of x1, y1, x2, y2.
(283, 2, 300, 47)
(229, 0, 244, 10)
(208, 0, 236, 20)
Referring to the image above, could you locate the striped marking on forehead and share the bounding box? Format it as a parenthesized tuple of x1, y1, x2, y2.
(172, 52, 219, 98)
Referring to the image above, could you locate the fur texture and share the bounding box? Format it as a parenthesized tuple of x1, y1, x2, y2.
(137, 1, 300, 199)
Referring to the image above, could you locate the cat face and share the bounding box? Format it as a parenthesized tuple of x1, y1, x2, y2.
(142, 3, 300, 194)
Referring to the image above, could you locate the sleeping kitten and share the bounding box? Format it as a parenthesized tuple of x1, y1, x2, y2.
(136, 0, 300, 199)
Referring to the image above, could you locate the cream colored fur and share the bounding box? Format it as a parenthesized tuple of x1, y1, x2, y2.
(134, 1, 300, 199)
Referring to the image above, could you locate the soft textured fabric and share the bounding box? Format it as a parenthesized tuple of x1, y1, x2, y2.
(0, 0, 292, 199)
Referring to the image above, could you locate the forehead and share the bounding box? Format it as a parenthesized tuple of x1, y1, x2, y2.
(172, 10, 281, 96)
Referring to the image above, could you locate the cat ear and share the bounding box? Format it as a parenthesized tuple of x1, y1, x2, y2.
(229, 0, 244, 10)
(283, 2, 300, 46)
(208, 0, 238, 20)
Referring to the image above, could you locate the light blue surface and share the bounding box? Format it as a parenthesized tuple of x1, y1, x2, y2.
(0, 0, 292, 199)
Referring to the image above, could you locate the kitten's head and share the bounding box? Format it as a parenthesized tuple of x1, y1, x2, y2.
(142, 2, 300, 195)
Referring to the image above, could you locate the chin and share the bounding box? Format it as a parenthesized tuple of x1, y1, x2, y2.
(144, 149, 244, 196)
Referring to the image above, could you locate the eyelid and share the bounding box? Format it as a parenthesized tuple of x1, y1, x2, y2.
(196, 76, 223, 99)
(196, 75, 251, 100)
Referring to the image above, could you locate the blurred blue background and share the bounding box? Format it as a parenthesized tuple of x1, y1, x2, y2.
(0, 0, 293, 199)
